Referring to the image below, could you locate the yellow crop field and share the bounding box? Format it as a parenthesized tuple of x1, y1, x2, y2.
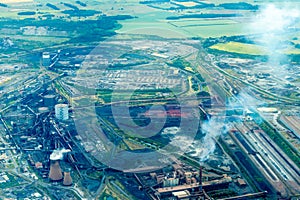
(210, 41, 267, 55)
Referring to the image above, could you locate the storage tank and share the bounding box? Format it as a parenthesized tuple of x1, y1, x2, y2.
(44, 94, 56, 107)
(55, 104, 69, 121)
(38, 107, 49, 114)
(42, 52, 51, 67)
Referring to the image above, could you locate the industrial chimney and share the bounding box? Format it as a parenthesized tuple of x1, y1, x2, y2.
(49, 160, 63, 181)
(63, 170, 73, 186)
(199, 166, 203, 192)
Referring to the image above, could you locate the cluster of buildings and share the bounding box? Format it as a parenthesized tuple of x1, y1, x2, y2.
(135, 162, 234, 200)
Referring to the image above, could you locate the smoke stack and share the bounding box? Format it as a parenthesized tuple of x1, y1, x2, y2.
(199, 166, 203, 192)
(49, 160, 63, 181)
(63, 170, 73, 186)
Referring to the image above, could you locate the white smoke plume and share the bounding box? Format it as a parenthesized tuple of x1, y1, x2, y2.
(233, 89, 261, 111)
(250, 4, 300, 75)
(199, 117, 229, 162)
(50, 148, 71, 161)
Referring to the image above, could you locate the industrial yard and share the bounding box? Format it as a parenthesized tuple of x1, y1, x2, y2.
(0, 0, 300, 200)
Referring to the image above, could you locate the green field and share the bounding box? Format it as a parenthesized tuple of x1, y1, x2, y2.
(210, 41, 300, 55)
(117, 22, 189, 38)
(286, 48, 300, 55)
(208, 0, 300, 6)
(210, 41, 266, 55)
(117, 2, 257, 38)
(118, 14, 253, 38)
(2, 0, 299, 40)
(169, 19, 238, 27)
(0, 34, 69, 43)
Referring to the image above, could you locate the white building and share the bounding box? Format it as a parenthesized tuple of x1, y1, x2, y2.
(55, 104, 69, 120)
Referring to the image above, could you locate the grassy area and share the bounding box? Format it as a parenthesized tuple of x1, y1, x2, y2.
(99, 179, 134, 200)
(207, 0, 300, 7)
(169, 19, 238, 27)
(285, 48, 300, 55)
(180, 22, 253, 38)
(124, 139, 146, 150)
(117, 21, 189, 38)
(86, 170, 104, 180)
(0, 34, 70, 43)
(258, 120, 300, 168)
(53, 81, 72, 102)
(210, 41, 266, 55)
(96, 88, 178, 104)
(207, 189, 237, 199)
(120, 18, 255, 39)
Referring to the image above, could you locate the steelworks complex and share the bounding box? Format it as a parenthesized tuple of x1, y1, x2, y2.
(0, 40, 299, 200)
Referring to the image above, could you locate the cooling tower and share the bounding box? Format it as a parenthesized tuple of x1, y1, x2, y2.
(63, 171, 73, 186)
(49, 160, 63, 181)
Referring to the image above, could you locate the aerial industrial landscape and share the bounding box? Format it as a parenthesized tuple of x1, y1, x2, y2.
(0, 0, 299, 199)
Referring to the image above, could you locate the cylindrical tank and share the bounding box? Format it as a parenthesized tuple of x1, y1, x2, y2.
(44, 94, 56, 107)
(42, 52, 51, 67)
(55, 104, 69, 121)
(38, 107, 49, 114)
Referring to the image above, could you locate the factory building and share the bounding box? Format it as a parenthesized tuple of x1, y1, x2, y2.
(55, 104, 69, 121)
(163, 177, 180, 187)
(144, 165, 232, 199)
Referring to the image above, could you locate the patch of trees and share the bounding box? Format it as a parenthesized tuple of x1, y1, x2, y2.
(197, 90, 209, 96)
(190, 3, 215, 9)
(42, 14, 55, 18)
(108, 61, 149, 69)
(17, 11, 36, 16)
(168, 58, 205, 82)
(166, 13, 241, 20)
(62, 2, 79, 10)
(0, 3, 8, 7)
(62, 9, 101, 17)
(168, 58, 191, 71)
(0, 14, 133, 44)
(289, 54, 300, 63)
(140, 0, 169, 4)
(170, 1, 215, 10)
(68, 15, 133, 43)
(46, 3, 60, 10)
(111, 15, 134, 20)
(203, 35, 255, 48)
(219, 2, 259, 10)
(191, 77, 199, 91)
(216, 62, 233, 69)
(75, 1, 87, 7)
